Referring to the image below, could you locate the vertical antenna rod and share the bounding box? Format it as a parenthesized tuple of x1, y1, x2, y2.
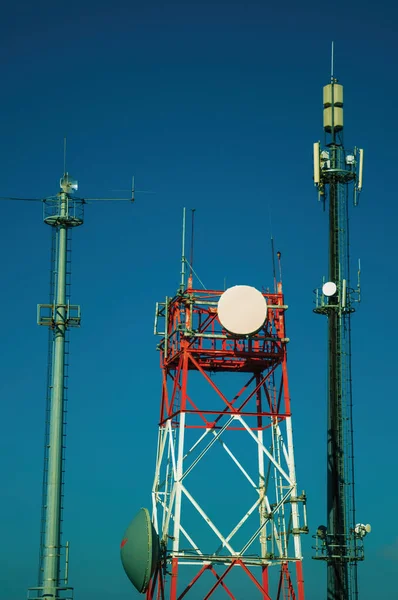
(271, 236, 277, 292)
(179, 207, 186, 293)
(312, 57, 368, 600)
(189, 208, 195, 277)
(269, 205, 277, 292)
(63, 137, 67, 175)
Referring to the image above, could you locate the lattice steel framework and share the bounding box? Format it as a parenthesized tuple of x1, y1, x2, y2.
(149, 279, 308, 599)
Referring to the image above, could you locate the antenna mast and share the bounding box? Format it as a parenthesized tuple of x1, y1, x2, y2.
(0, 149, 134, 600)
(312, 50, 368, 600)
(35, 173, 83, 600)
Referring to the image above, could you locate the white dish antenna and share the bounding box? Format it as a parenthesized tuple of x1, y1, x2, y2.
(60, 173, 78, 194)
(217, 285, 267, 336)
(322, 281, 337, 297)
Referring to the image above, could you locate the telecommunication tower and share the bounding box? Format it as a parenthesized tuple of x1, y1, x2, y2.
(312, 51, 370, 599)
(33, 173, 83, 600)
(121, 210, 308, 599)
(2, 161, 134, 600)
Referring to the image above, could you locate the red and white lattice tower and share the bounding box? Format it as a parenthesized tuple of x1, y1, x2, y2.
(148, 261, 308, 599)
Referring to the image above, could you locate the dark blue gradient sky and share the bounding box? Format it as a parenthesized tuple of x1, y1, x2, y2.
(1, 1, 396, 599)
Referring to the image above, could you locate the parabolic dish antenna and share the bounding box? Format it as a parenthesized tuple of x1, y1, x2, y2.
(120, 507, 160, 593)
(60, 173, 78, 194)
(322, 281, 337, 297)
(217, 285, 267, 336)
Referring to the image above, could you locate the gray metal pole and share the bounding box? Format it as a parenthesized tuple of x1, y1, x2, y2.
(42, 194, 68, 598)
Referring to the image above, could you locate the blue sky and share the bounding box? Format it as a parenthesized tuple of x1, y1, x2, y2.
(1, 0, 397, 598)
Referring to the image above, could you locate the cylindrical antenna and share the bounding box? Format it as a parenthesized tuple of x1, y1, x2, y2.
(190, 209, 196, 277)
(313, 142, 321, 186)
(331, 41, 334, 80)
(180, 207, 186, 292)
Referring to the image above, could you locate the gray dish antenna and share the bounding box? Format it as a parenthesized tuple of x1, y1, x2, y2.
(60, 173, 78, 194)
(120, 507, 160, 593)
